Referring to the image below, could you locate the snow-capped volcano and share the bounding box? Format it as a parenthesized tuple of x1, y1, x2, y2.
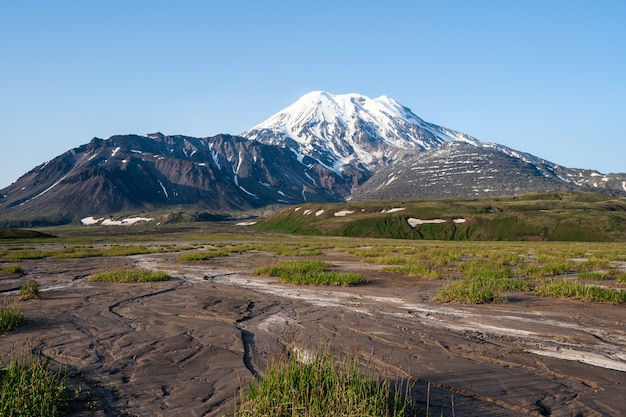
(241, 91, 478, 175)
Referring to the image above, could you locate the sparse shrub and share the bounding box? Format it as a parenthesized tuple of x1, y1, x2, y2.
(19, 281, 41, 301)
(89, 269, 170, 283)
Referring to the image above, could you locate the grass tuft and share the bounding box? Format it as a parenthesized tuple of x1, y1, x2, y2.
(89, 269, 171, 283)
(236, 344, 416, 417)
(255, 261, 366, 287)
(534, 279, 626, 303)
(177, 250, 229, 261)
(19, 281, 42, 301)
(0, 264, 23, 275)
(434, 277, 510, 304)
(576, 271, 608, 280)
(0, 302, 26, 332)
(0, 349, 68, 416)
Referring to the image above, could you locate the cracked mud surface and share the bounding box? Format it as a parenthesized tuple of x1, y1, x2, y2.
(1, 249, 625, 416)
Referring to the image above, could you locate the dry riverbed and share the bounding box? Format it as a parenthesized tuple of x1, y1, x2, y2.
(1, 248, 625, 417)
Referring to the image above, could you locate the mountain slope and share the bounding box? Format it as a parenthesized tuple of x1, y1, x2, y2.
(241, 91, 478, 177)
(0, 133, 351, 226)
(242, 91, 626, 199)
(350, 141, 626, 200)
(1, 91, 624, 226)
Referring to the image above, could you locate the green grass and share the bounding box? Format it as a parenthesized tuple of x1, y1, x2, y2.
(0, 303, 26, 332)
(236, 345, 416, 417)
(0, 244, 188, 260)
(19, 280, 42, 301)
(89, 269, 171, 283)
(0, 349, 68, 417)
(255, 192, 626, 241)
(177, 250, 229, 261)
(0, 264, 23, 274)
(383, 265, 445, 280)
(434, 279, 503, 304)
(577, 271, 608, 280)
(433, 276, 532, 304)
(534, 279, 626, 303)
(255, 261, 366, 287)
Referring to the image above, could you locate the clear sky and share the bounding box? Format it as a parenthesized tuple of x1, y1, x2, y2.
(1, 1, 625, 189)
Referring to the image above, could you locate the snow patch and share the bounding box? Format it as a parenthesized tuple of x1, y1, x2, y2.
(381, 208, 406, 213)
(236, 221, 257, 226)
(80, 216, 104, 225)
(19, 175, 67, 206)
(407, 218, 447, 227)
(158, 180, 169, 198)
(453, 218, 467, 224)
(334, 210, 355, 217)
(239, 186, 258, 198)
(315, 209, 325, 216)
(101, 217, 154, 226)
(82, 216, 154, 226)
(111, 147, 121, 157)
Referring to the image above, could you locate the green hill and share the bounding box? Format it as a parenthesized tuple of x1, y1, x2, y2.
(0, 228, 55, 239)
(255, 192, 626, 241)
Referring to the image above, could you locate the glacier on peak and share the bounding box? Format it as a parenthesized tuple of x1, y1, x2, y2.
(240, 91, 479, 177)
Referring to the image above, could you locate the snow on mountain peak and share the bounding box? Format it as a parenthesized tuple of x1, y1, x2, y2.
(242, 91, 481, 176)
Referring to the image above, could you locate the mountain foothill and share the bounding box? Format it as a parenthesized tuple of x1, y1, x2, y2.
(1, 91, 624, 226)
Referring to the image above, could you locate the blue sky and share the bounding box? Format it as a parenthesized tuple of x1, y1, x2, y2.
(1, 1, 625, 188)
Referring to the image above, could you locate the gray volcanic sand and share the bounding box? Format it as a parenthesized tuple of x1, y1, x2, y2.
(1, 250, 625, 417)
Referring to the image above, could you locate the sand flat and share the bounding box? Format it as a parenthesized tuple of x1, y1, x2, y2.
(2, 249, 625, 416)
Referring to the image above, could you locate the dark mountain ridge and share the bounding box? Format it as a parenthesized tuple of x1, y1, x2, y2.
(0, 133, 356, 226)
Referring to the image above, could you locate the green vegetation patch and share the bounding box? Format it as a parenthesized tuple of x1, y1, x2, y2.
(433, 276, 532, 304)
(383, 265, 445, 280)
(1, 244, 187, 260)
(0, 303, 26, 332)
(255, 260, 366, 287)
(0, 264, 23, 274)
(177, 250, 229, 261)
(236, 346, 415, 417)
(90, 269, 171, 283)
(577, 271, 609, 280)
(0, 228, 55, 239)
(534, 279, 626, 303)
(0, 350, 68, 417)
(19, 281, 42, 301)
(255, 192, 626, 241)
